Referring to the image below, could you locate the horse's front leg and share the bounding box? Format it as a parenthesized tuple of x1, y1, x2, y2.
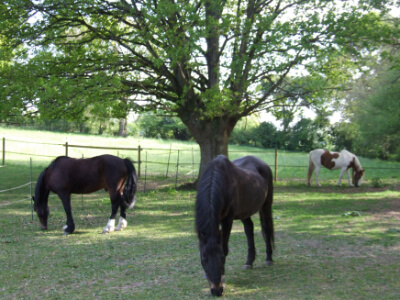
(221, 218, 233, 258)
(115, 206, 128, 231)
(337, 168, 347, 186)
(242, 217, 256, 269)
(345, 169, 353, 186)
(220, 217, 233, 283)
(315, 166, 321, 186)
(102, 193, 120, 234)
(59, 193, 75, 235)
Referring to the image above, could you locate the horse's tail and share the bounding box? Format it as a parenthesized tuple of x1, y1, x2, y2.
(307, 152, 315, 185)
(34, 169, 48, 208)
(262, 165, 275, 249)
(34, 168, 51, 230)
(122, 158, 138, 209)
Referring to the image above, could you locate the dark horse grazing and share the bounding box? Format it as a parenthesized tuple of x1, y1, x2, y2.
(34, 155, 138, 235)
(195, 155, 274, 297)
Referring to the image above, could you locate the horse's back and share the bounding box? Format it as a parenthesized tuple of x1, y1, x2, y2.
(233, 156, 271, 177)
(45, 155, 127, 194)
(309, 149, 325, 160)
(232, 156, 272, 219)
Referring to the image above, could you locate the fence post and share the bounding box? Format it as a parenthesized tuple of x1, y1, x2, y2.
(138, 145, 141, 177)
(274, 148, 278, 182)
(65, 142, 68, 156)
(192, 147, 195, 180)
(30, 157, 33, 221)
(166, 144, 172, 178)
(144, 151, 148, 192)
(175, 150, 180, 188)
(2, 137, 5, 166)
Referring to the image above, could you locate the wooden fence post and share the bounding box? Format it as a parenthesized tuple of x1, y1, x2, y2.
(166, 144, 172, 178)
(275, 147, 278, 182)
(138, 145, 141, 177)
(175, 150, 180, 188)
(65, 142, 68, 157)
(2, 137, 5, 166)
(30, 157, 33, 221)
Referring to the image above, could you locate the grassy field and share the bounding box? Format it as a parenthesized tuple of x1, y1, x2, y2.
(2, 126, 400, 187)
(1, 185, 399, 299)
(1, 127, 400, 298)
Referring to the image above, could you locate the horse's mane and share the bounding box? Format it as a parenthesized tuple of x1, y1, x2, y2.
(195, 156, 232, 239)
(353, 155, 363, 171)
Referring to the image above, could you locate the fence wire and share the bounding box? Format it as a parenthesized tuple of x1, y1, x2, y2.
(2, 137, 400, 208)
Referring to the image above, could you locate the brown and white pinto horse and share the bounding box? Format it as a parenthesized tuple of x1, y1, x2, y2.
(307, 149, 365, 187)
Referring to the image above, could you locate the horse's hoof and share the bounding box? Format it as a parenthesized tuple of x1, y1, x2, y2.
(115, 217, 127, 231)
(266, 260, 273, 266)
(63, 224, 75, 234)
(243, 264, 253, 270)
(103, 219, 115, 233)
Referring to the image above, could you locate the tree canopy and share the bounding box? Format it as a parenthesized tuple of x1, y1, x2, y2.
(1, 0, 399, 178)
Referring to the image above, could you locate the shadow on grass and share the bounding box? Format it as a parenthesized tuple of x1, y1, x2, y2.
(1, 188, 399, 299)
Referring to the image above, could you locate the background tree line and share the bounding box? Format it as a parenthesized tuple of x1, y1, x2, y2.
(1, 1, 399, 179)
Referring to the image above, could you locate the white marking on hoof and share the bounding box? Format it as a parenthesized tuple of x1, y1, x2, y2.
(102, 219, 115, 234)
(115, 217, 127, 231)
(63, 225, 68, 231)
(243, 264, 253, 270)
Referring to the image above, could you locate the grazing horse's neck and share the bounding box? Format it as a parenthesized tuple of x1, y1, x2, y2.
(353, 156, 362, 172)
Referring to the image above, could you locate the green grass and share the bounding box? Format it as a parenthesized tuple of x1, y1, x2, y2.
(1, 127, 400, 298)
(1, 186, 399, 299)
(2, 126, 400, 184)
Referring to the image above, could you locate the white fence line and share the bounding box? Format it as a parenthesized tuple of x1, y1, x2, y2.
(0, 182, 31, 193)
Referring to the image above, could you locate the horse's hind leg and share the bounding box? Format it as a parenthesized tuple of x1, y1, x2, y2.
(260, 206, 274, 266)
(242, 217, 256, 269)
(314, 166, 321, 186)
(59, 193, 75, 235)
(307, 162, 315, 186)
(103, 190, 120, 234)
(115, 206, 127, 231)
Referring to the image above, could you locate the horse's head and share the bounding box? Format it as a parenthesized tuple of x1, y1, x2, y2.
(33, 196, 49, 230)
(198, 232, 225, 297)
(353, 169, 365, 187)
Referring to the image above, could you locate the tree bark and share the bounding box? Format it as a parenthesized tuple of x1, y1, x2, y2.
(183, 115, 238, 181)
(118, 118, 127, 137)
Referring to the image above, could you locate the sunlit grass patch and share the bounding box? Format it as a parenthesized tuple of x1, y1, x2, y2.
(1, 182, 400, 298)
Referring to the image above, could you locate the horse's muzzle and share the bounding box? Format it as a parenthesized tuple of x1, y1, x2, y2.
(211, 287, 223, 297)
(210, 282, 224, 297)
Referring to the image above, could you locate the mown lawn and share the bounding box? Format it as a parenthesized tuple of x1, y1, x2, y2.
(1, 184, 399, 299)
(2, 126, 400, 183)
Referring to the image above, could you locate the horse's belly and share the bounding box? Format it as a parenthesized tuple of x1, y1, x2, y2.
(234, 196, 266, 219)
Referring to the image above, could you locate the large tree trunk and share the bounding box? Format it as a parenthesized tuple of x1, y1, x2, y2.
(118, 118, 127, 137)
(183, 116, 238, 182)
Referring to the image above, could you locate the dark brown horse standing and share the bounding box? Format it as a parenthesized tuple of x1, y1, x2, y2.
(195, 155, 275, 297)
(34, 155, 138, 235)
